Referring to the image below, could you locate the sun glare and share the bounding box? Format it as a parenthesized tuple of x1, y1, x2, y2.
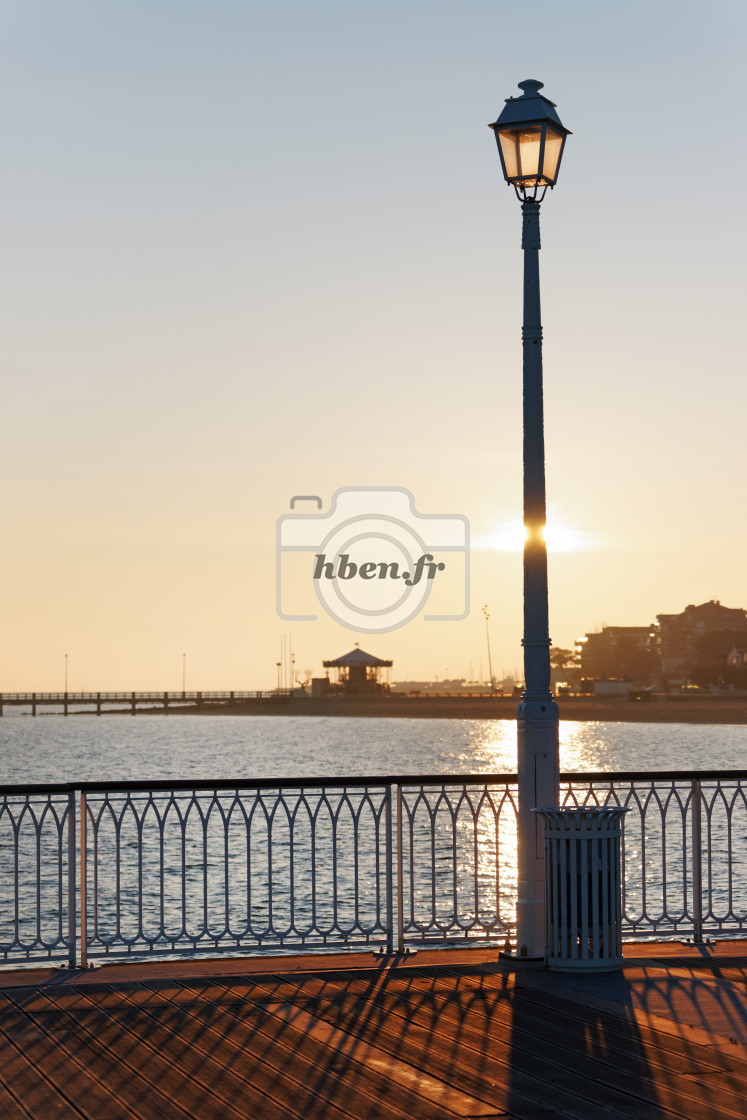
(480, 514, 599, 553)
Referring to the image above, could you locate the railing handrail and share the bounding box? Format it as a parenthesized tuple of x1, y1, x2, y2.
(560, 769, 747, 781)
(1, 768, 745, 797)
(0, 773, 519, 796)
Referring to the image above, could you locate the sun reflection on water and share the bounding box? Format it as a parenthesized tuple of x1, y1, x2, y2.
(453, 720, 628, 775)
(559, 721, 618, 772)
(444, 719, 690, 941)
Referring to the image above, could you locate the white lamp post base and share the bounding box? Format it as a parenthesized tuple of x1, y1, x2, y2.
(516, 696, 560, 958)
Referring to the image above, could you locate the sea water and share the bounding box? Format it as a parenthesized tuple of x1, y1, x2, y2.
(0, 714, 745, 786)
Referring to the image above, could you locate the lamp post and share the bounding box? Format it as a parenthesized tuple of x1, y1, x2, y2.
(482, 604, 494, 693)
(490, 79, 570, 958)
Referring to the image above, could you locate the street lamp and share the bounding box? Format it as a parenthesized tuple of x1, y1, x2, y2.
(482, 604, 494, 694)
(490, 79, 570, 958)
(490, 79, 569, 202)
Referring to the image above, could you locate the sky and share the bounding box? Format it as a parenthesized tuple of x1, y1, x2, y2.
(2, 0, 746, 691)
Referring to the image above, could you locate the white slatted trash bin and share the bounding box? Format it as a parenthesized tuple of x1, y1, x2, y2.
(531, 807, 630, 972)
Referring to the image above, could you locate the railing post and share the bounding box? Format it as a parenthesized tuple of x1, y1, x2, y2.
(396, 783, 404, 953)
(67, 792, 76, 968)
(80, 791, 87, 968)
(385, 785, 394, 953)
(691, 778, 703, 943)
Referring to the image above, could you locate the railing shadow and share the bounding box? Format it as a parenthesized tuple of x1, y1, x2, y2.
(5, 955, 747, 1117)
(628, 950, 747, 1045)
(507, 954, 747, 1118)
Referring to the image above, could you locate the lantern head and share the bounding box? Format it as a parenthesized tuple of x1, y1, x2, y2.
(490, 80, 570, 201)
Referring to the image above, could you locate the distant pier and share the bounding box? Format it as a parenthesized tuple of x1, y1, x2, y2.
(2, 689, 747, 723)
(0, 690, 292, 716)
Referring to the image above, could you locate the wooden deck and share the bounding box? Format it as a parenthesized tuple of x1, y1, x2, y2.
(1, 942, 746, 1119)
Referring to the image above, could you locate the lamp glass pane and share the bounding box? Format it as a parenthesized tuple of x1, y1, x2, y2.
(542, 127, 564, 182)
(498, 130, 519, 179)
(516, 127, 542, 179)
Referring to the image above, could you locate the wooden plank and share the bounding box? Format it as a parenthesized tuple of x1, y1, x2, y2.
(181, 971, 657, 1120)
(312, 964, 732, 1084)
(651, 960, 747, 984)
(75, 983, 359, 1120)
(0, 1086, 43, 1120)
(0, 1023, 75, 1120)
(245, 968, 747, 1120)
(4, 953, 747, 1120)
(3, 991, 204, 1120)
(20, 995, 290, 1120)
(423, 965, 747, 1079)
(0, 1094, 38, 1120)
(0, 1003, 134, 1120)
(434, 968, 747, 1116)
(55, 978, 457, 1120)
(143, 976, 487, 1120)
(445, 967, 747, 1074)
(267, 1001, 503, 1117)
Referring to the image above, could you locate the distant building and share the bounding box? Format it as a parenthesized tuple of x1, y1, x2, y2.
(576, 602, 747, 686)
(592, 679, 632, 696)
(390, 678, 501, 695)
(391, 679, 467, 694)
(312, 647, 393, 696)
(576, 626, 653, 681)
(654, 600, 747, 677)
(725, 643, 747, 670)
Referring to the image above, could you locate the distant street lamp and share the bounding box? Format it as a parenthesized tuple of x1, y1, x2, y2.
(482, 605, 494, 693)
(489, 79, 570, 958)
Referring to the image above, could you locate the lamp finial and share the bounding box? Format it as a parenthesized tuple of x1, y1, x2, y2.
(517, 79, 544, 96)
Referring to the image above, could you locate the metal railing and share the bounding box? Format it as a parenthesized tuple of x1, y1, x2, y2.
(561, 772, 747, 941)
(1, 771, 745, 967)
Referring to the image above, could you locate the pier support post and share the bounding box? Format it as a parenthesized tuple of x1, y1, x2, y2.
(67, 792, 76, 968)
(691, 778, 704, 943)
(80, 792, 87, 969)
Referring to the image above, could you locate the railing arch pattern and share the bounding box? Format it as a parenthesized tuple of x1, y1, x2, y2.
(1, 771, 745, 966)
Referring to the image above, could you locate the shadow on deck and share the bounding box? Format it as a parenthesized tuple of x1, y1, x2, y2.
(0, 941, 746, 1119)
